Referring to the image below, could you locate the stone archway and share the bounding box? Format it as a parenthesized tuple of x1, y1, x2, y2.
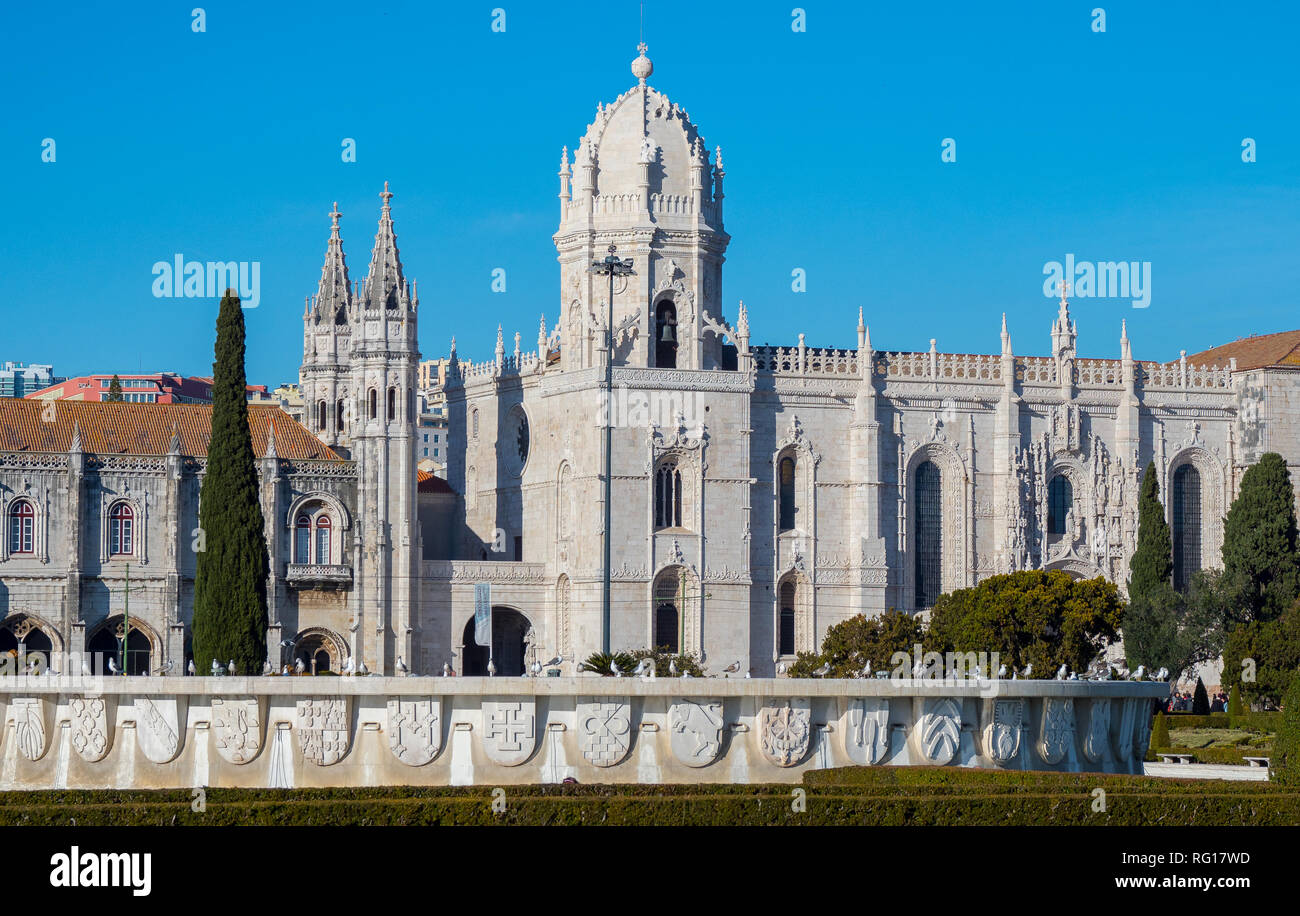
(461, 607, 533, 676)
(291, 627, 347, 674)
(86, 615, 156, 676)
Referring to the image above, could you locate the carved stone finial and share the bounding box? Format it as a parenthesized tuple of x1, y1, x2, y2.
(632, 42, 653, 83)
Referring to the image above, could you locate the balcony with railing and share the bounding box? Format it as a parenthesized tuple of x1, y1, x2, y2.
(286, 564, 353, 588)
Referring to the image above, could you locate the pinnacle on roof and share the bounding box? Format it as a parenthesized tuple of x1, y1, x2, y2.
(315, 201, 352, 324)
(361, 181, 411, 311)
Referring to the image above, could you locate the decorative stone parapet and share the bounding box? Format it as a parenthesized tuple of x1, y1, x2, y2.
(0, 677, 1168, 790)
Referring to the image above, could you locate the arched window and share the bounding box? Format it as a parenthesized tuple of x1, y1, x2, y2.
(8, 500, 35, 555)
(295, 514, 312, 563)
(368, 388, 377, 420)
(315, 515, 332, 564)
(387, 387, 396, 421)
(1173, 464, 1202, 592)
(779, 580, 796, 656)
(778, 456, 796, 531)
(557, 464, 571, 539)
(472, 408, 480, 439)
(653, 574, 681, 653)
(1048, 475, 1073, 536)
(335, 398, 345, 432)
(108, 502, 134, 557)
(317, 400, 327, 432)
(655, 299, 678, 369)
(655, 460, 683, 529)
(914, 460, 942, 608)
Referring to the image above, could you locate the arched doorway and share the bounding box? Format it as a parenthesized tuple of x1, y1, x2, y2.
(87, 616, 152, 675)
(461, 607, 532, 676)
(292, 629, 345, 674)
(0, 614, 56, 671)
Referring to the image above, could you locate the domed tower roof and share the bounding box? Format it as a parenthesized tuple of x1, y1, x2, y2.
(572, 43, 715, 202)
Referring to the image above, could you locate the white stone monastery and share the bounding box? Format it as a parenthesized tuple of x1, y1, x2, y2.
(2, 45, 1296, 681)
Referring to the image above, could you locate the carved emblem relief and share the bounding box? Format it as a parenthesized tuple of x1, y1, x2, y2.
(578, 699, 632, 767)
(482, 700, 536, 767)
(11, 697, 47, 761)
(758, 698, 811, 767)
(916, 697, 961, 765)
(843, 698, 889, 765)
(296, 698, 350, 766)
(668, 699, 724, 767)
(212, 698, 263, 765)
(1082, 698, 1111, 763)
(982, 698, 1023, 766)
(387, 697, 442, 766)
(134, 696, 184, 763)
(69, 696, 110, 762)
(1037, 697, 1075, 765)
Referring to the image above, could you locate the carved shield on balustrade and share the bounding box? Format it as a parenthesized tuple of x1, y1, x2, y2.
(843, 698, 890, 766)
(481, 700, 536, 767)
(1037, 697, 1075, 765)
(69, 696, 111, 762)
(134, 696, 185, 763)
(1082, 698, 1111, 763)
(578, 698, 632, 767)
(982, 698, 1023, 766)
(387, 697, 442, 766)
(668, 699, 724, 768)
(212, 698, 263, 765)
(916, 697, 962, 765)
(11, 698, 49, 761)
(296, 698, 350, 766)
(758, 698, 811, 767)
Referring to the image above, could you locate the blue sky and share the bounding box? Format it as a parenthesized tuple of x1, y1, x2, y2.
(2, 1, 1297, 387)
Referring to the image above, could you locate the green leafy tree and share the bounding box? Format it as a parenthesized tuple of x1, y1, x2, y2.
(1269, 672, 1300, 785)
(1128, 462, 1172, 600)
(106, 374, 124, 402)
(1122, 569, 1226, 679)
(191, 292, 268, 676)
(789, 610, 924, 678)
(1221, 452, 1300, 624)
(923, 570, 1123, 676)
(1192, 677, 1209, 715)
(1221, 599, 1300, 708)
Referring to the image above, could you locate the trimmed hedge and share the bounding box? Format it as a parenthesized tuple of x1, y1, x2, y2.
(1150, 746, 1269, 766)
(1, 768, 1297, 826)
(1164, 712, 1281, 731)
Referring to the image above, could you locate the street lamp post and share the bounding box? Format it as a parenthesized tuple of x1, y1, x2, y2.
(589, 244, 635, 654)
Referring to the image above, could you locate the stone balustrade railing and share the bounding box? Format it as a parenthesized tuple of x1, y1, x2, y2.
(0, 677, 1166, 790)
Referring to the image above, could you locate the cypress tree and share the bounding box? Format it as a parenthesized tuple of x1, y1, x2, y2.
(1129, 462, 1173, 600)
(192, 292, 268, 676)
(1192, 676, 1209, 715)
(107, 374, 124, 402)
(1222, 452, 1300, 623)
(1228, 683, 1243, 718)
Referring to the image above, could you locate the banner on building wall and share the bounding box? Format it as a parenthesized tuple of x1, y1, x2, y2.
(473, 583, 491, 647)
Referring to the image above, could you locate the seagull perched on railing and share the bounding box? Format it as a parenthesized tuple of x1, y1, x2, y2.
(153, 659, 174, 676)
(262, 661, 273, 675)
(1022, 663, 1033, 679)
(775, 661, 787, 675)
(997, 664, 1007, 679)
(396, 656, 409, 675)
(632, 659, 653, 678)
(723, 660, 741, 676)
(1131, 665, 1146, 681)
(668, 658, 678, 677)
(442, 662, 452, 677)
(1056, 664, 1068, 680)
(1155, 667, 1169, 681)
(187, 659, 195, 676)
(610, 658, 623, 678)
(211, 659, 221, 676)
(813, 661, 831, 678)
(861, 661, 872, 679)
(487, 658, 497, 677)
(109, 657, 120, 676)
(227, 659, 237, 676)
(540, 655, 563, 670)
(295, 658, 306, 674)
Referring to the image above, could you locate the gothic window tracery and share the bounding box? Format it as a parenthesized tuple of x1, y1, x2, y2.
(1172, 463, 1202, 592)
(779, 456, 796, 532)
(1048, 475, 1073, 537)
(108, 502, 134, 557)
(654, 458, 683, 529)
(914, 460, 942, 608)
(7, 499, 34, 555)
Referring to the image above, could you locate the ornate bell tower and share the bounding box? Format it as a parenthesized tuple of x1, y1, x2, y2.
(553, 44, 733, 372)
(300, 203, 354, 454)
(348, 182, 421, 675)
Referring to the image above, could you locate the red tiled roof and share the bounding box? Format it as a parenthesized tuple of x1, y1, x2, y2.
(0, 399, 340, 460)
(1186, 330, 1300, 371)
(418, 469, 454, 495)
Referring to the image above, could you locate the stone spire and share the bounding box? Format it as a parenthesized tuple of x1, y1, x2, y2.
(69, 420, 82, 454)
(361, 182, 409, 311)
(315, 202, 352, 323)
(1000, 312, 1011, 356)
(1051, 279, 1077, 361)
(265, 418, 278, 459)
(538, 313, 548, 354)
